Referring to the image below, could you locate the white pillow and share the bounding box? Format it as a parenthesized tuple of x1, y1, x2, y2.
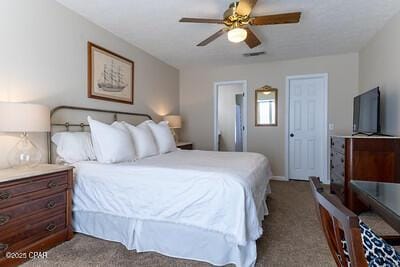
(147, 121, 177, 154)
(51, 132, 96, 163)
(88, 116, 136, 163)
(122, 121, 158, 159)
(111, 121, 126, 131)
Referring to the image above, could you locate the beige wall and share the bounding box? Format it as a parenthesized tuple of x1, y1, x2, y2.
(0, 0, 179, 169)
(359, 11, 400, 135)
(180, 53, 359, 176)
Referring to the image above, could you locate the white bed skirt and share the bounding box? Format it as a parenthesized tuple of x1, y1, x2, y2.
(73, 210, 258, 267)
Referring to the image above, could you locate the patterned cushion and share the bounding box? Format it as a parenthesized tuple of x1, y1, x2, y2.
(342, 221, 400, 267)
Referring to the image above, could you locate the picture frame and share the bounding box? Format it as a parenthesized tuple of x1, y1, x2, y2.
(255, 85, 278, 127)
(88, 42, 134, 104)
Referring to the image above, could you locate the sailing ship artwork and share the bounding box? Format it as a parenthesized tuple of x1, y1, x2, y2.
(97, 61, 127, 92)
(88, 42, 134, 104)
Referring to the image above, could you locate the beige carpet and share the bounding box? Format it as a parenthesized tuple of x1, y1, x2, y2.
(23, 180, 395, 267)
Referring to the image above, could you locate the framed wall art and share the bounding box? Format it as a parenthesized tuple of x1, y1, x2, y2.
(88, 42, 134, 104)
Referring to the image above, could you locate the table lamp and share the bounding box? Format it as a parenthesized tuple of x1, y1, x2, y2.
(164, 115, 182, 142)
(0, 103, 50, 168)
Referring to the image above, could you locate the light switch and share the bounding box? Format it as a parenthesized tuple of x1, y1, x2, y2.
(329, 123, 334, 131)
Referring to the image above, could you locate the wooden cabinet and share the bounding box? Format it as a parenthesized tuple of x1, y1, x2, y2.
(330, 136, 400, 214)
(0, 165, 73, 267)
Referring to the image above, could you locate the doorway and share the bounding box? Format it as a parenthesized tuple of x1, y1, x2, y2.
(214, 80, 247, 152)
(285, 74, 328, 182)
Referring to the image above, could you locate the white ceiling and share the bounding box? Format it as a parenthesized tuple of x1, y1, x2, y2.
(56, 0, 400, 69)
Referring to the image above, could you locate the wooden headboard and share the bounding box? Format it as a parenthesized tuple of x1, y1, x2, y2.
(48, 105, 152, 163)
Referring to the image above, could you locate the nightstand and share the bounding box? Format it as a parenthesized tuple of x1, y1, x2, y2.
(177, 142, 193, 150)
(0, 164, 73, 266)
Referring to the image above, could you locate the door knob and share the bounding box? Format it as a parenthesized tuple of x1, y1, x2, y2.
(290, 133, 294, 137)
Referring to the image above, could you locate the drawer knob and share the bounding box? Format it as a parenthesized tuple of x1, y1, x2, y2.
(47, 181, 58, 189)
(0, 214, 10, 226)
(46, 223, 56, 232)
(0, 243, 8, 253)
(341, 144, 345, 149)
(0, 191, 10, 200)
(341, 158, 344, 163)
(47, 200, 56, 209)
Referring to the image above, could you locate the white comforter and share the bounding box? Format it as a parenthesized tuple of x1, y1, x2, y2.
(72, 150, 272, 245)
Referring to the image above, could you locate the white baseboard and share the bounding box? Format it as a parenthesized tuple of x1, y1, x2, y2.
(270, 176, 289, 181)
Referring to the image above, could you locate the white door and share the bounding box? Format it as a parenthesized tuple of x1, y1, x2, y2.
(288, 75, 327, 181)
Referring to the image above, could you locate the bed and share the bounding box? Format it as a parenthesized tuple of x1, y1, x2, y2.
(49, 106, 272, 267)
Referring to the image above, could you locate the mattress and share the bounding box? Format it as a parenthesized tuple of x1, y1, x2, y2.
(72, 150, 272, 266)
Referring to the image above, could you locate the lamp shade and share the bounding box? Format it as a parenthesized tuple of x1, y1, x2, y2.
(228, 27, 247, 43)
(164, 115, 182, 129)
(0, 103, 50, 132)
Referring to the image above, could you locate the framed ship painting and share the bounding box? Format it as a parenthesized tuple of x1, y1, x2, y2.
(88, 42, 134, 104)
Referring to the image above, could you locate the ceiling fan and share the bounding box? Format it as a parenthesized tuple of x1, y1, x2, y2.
(179, 0, 301, 49)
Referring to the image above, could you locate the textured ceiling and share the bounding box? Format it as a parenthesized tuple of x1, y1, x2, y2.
(56, 0, 400, 69)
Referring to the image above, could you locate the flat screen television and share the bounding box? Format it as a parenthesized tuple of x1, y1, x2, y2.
(353, 87, 380, 135)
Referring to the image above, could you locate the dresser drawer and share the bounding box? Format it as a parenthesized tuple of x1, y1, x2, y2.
(0, 166, 73, 266)
(331, 137, 345, 154)
(331, 171, 344, 186)
(0, 212, 66, 257)
(0, 171, 68, 209)
(0, 192, 66, 230)
(331, 151, 345, 178)
(330, 172, 345, 202)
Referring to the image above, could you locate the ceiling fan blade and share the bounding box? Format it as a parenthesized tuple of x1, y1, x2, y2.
(251, 12, 301, 25)
(245, 28, 261, 49)
(236, 0, 258, 16)
(197, 29, 227, 46)
(179, 18, 224, 24)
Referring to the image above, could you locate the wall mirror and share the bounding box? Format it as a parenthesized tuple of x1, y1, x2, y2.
(255, 86, 278, 126)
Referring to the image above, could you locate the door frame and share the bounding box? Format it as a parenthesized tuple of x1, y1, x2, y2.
(213, 80, 248, 152)
(284, 73, 329, 183)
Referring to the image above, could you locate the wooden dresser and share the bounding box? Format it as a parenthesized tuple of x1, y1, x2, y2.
(330, 136, 400, 214)
(0, 164, 73, 266)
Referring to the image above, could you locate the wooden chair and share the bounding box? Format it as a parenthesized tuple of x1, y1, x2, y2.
(309, 176, 368, 267)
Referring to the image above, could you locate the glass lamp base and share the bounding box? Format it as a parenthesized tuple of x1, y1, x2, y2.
(171, 128, 179, 143)
(7, 133, 42, 169)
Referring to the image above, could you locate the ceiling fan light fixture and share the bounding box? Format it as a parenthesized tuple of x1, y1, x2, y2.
(180, 1, 301, 48)
(228, 27, 247, 43)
